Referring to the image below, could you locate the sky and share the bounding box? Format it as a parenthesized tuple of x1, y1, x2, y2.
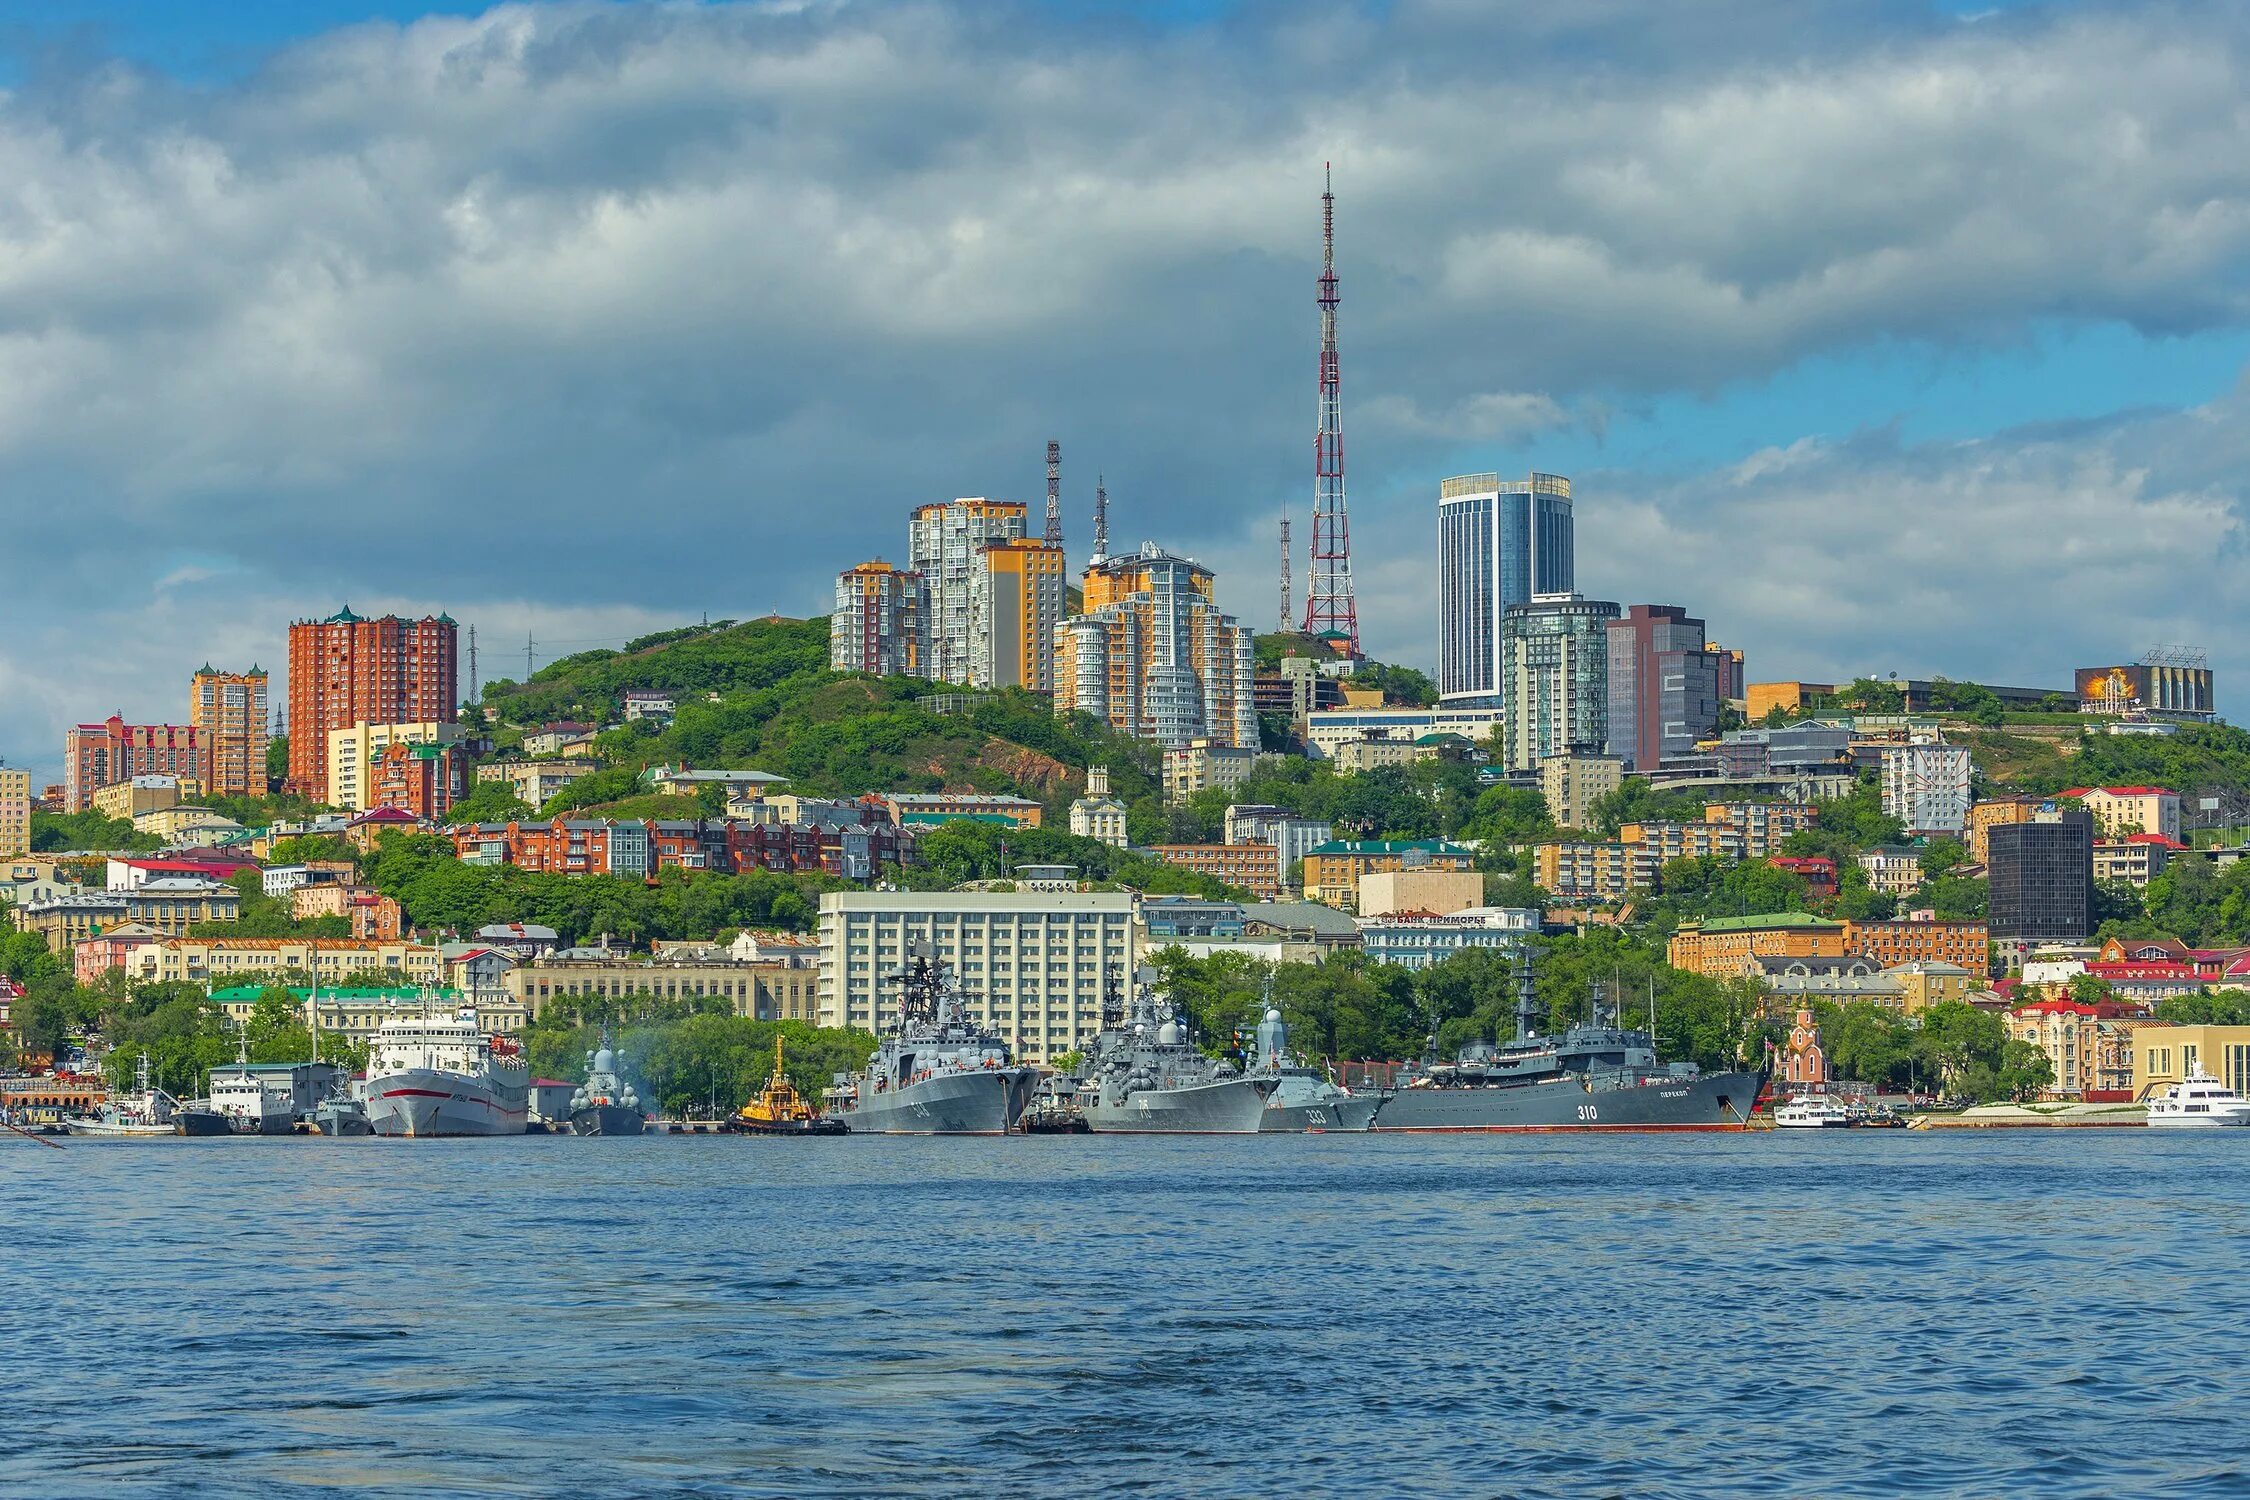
(4, 0, 2250, 782)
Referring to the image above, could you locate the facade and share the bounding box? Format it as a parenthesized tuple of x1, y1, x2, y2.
(1538, 755, 1622, 831)
(1302, 706, 1507, 760)
(1356, 868, 1485, 918)
(1437, 472, 1574, 705)
(881, 792, 1042, 829)
(1770, 856, 1839, 900)
(71, 922, 171, 985)
(1224, 805, 1334, 876)
(2061, 786, 2182, 843)
(285, 608, 460, 802)
(121, 937, 441, 986)
(1880, 744, 1973, 836)
(91, 776, 198, 822)
(909, 498, 1031, 686)
(817, 889, 1138, 1064)
(1531, 841, 1664, 902)
(830, 560, 927, 677)
(1067, 766, 1130, 848)
(0, 766, 27, 859)
(505, 957, 819, 1022)
(475, 759, 588, 808)
(1300, 839, 1475, 909)
(1844, 917, 1989, 972)
(1149, 842, 1282, 900)
(1356, 907, 1538, 970)
(1054, 543, 1259, 751)
(18, 881, 241, 947)
(1667, 913, 1850, 979)
(1702, 802, 1817, 859)
(292, 883, 404, 940)
(368, 741, 467, 821)
(1779, 1006, 1829, 1088)
(327, 721, 466, 812)
(209, 985, 523, 1044)
(971, 537, 1067, 693)
(1968, 795, 2041, 866)
(2076, 663, 2215, 721)
(1988, 809, 2095, 955)
(1605, 605, 1719, 772)
(449, 815, 904, 882)
(1887, 961, 1979, 1016)
(2094, 834, 2184, 889)
(1163, 739, 1259, 803)
(1858, 845, 1925, 899)
(2133, 1024, 2250, 1099)
(1617, 820, 1744, 865)
(1497, 595, 1619, 771)
(2009, 1000, 2146, 1098)
(189, 666, 270, 800)
(1716, 721, 1853, 779)
(64, 716, 204, 813)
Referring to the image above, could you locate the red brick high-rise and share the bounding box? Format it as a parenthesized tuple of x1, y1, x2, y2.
(286, 608, 459, 803)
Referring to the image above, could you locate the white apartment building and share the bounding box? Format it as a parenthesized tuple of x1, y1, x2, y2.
(818, 890, 1137, 1064)
(1880, 743, 1973, 837)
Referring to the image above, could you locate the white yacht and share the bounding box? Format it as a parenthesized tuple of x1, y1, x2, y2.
(2145, 1068, 2250, 1129)
(365, 1003, 528, 1137)
(1773, 1094, 1855, 1129)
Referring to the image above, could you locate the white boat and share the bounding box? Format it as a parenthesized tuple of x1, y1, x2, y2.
(2146, 1068, 2250, 1128)
(365, 1002, 528, 1137)
(65, 1055, 180, 1138)
(1773, 1094, 1854, 1129)
(207, 1031, 297, 1135)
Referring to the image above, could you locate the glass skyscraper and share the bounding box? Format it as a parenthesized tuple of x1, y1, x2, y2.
(1438, 472, 1574, 704)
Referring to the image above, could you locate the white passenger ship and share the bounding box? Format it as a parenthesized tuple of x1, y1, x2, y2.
(365, 1004, 528, 1137)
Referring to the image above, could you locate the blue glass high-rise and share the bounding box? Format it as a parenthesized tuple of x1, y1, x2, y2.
(1437, 472, 1574, 704)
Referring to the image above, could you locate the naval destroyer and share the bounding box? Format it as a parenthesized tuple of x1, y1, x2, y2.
(1075, 968, 1276, 1133)
(1242, 993, 1382, 1132)
(829, 947, 1037, 1134)
(1372, 955, 1763, 1133)
(365, 1003, 529, 1137)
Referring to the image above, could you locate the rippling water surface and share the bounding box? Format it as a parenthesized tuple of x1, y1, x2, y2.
(5, 1131, 2246, 1498)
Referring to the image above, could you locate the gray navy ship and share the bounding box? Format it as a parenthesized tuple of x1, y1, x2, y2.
(570, 1026, 645, 1136)
(1243, 991, 1381, 1132)
(1372, 956, 1762, 1133)
(1076, 968, 1276, 1133)
(829, 947, 1037, 1134)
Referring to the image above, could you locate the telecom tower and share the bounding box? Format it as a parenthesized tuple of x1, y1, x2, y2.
(1045, 440, 1063, 546)
(1302, 162, 1359, 652)
(1093, 474, 1109, 562)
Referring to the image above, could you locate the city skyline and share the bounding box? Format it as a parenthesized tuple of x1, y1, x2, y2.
(7, 1, 2250, 776)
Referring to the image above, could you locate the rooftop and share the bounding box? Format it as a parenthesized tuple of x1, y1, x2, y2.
(1690, 912, 1842, 932)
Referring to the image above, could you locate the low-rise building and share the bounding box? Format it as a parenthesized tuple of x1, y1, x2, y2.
(71, 921, 171, 984)
(1148, 843, 1283, 900)
(1223, 806, 1334, 876)
(1769, 856, 1839, 900)
(2132, 1023, 2250, 1099)
(522, 722, 600, 758)
(649, 765, 789, 799)
(1754, 954, 1905, 1008)
(476, 758, 589, 809)
(208, 984, 525, 1041)
(17, 879, 241, 947)
(291, 883, 404, 940)
(1302, 706, 1506, 761)
(1067, 767, 1130, 848)
(2011, 1000, 2147, 1098)
(1357, 906, 1538, 970)
(1845, 917, 1989, 972)
(1538, 755, 1623, 832)
(1668, 913, 1850, 979)
(1857, 845, 1924, 899)
(2063, 786, 2182, 843)
(107, 854, 260, 892)
(504, 956, 818, 1023)
(880, 792, 1042, 829)
(1300, 840, 1475, 909)
(91, 775, 199, 822)
(122, 938, 441, 987)
(1886, 960, 1979, 1015)
(1531, 841, 1664, 903)
(2093, 834, 2185, 889)
(1356, 868, 1486, 919)
(1163, 738, 1260, 803)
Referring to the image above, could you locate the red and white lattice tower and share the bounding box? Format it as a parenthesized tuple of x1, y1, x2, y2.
(1302, 163, 1358, 652)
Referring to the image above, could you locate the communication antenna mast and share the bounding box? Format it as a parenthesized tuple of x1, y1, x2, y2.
(525, 630, 536, 682)
(1302, 162, 1359, 653)
(1045, 440, 1062, 546)
(467, 625, 479, 706)
(1279, 515, 1293, 630)
(1093, 474, 1109, 562)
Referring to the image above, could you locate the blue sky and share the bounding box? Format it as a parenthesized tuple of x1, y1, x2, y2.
(3, 0, 2250, 780)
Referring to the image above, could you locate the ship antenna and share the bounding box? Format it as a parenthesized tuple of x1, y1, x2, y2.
(1514, 946, 1540, 1044)
(1648, 974, 1657, 1041)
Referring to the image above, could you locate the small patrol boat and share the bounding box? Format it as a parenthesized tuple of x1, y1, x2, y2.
(570, 1026, 645, 1136)
(1243, 987, 1381, 1132)
(729, 1036, 845, 1136)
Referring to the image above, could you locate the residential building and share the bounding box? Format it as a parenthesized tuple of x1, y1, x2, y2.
(1163, 739, 1259, 803)
(649, 766, 789, 799)
(1539, 755, 1622, 832)
(106, 854, 261, 890)
(1617, 820, 1744, 865)
(2094, 834, 2184, 889)
(1302, 706, 1506, 760)
(1769, 856, 1839, 900)
(327, 721, 466, 812)
(120, 937, 441, 986)
(505, 956, 819, 1023)
(447, 814, 905, 882)
(2010, 1000, 2147, 1098)
(1702, 802, 1817, 859)
(91, 775, 199, 821)
(72, 922, 172, 984)
(475, 758, 588, 808)
(1068, 766, 1130, 848)
(1300, 840, 1475, 909)
(17, 881, 240, 947)
(880, 792, 1042, 829)
(1357, 906, 1538, 970)
(210, 984, 523, 1043)
(1223, 806, 1333, 876)
(189, 666, 270, 799)
(831, 560, 927, 677)
(2132, 1023, 2250, 1098)
(0, 766, 27, 859)
(971, 537, 1067, 693)
(2076, 662, 2216, 721)
(1844, 917, 1989, 972)
(1497, 595, 1620, 771)
(1988, 809, 2095, 962)
(1054, 543, 1259, 750)
(133, 806, 244, 843)
(910, 497, 1032, 685)
(1754, 954, 1905, 1008)
(1605, 605, 1720, 772)
(1667, 913, 1850, 979)
(64, 716, 204, 812)
(1149, 843, 1282, 899)
(818, 889, 1138, 1064)
(1968, 795, 2042, 866)
(621, 690, 676, 723)
(1331, 738, 1427, 773)
(1886, 960, 1979, 1016)
(1253, 655, 1345, 725)
(2061, 786, 2183, 843)
(1357, 868, 1486, 918)
(1880, 743, 1973, 836)
(369, 741, 467, 821)
(1531, 841, 1664, 903)
(521, 722, 598, 758)
(1437, 471, 1574, 706)
(286, 607, 459, 802)
(1716, 722, 1853, 779)
(291, 883, 404, 940)
(1858, 845, 1925, 899)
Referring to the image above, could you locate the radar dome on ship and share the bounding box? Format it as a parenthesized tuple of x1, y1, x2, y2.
(1265, 1007, 1282, 1024)
(1157, 1020, 1181, 1045)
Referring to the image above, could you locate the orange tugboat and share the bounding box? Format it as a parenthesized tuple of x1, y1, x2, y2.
(728, 1035, 846, 1136)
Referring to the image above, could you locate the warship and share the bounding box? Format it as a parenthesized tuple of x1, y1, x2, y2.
(1242, 992, 1382, 1132)
(1075, 968, 1276, 1133)
(1372, 954, 1763, 1133)
(569, 1026, 646, 1136)
(829, 947, 1038, 1134)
